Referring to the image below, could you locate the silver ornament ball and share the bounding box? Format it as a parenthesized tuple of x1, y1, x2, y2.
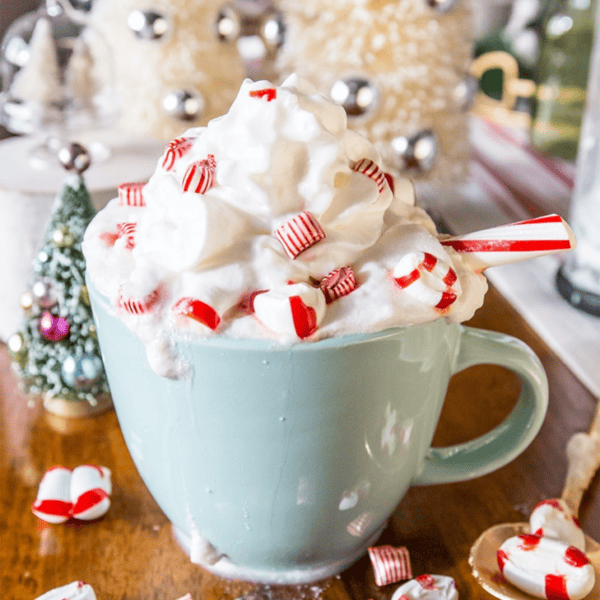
(453, 74, 478, 110)
(128, 9, 169, 40)
(330, 77, 378, 118)
(260, 10, 285, 51)
(163, 89, 205, 122)
(216, 5, 242, 42)
(392, 129, 438, 173)
(58, 143, 91, 174)
(426, 0, 459, 12)
(31, 277, 58, 308)
(61, 354, 103, 391)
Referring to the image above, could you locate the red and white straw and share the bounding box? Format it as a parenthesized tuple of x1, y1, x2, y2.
(368, 545, 412, 586)
(162, 137, 194, 171)
(118, 182, 146, 207)
(352, 158, 388, 194)
(182, 155, 217, 194)
(440, 214, 576, 270)
(274, 211, 326, 259)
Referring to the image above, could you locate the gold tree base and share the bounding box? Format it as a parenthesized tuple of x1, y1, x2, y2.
(42, 391, 112, 419)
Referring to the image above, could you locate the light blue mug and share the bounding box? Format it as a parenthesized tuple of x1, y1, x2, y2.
(88, 278, 548, 584)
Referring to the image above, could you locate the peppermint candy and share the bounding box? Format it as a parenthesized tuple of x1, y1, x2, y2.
(440, 214, 575, 271)
(368, 545, 412, 586)
(319, 266, 357, 304)
(391, 574, 459, 600)
(530, 498, 585, 551)
(162, 136, 194, 171)
(117, 182, 146, 207)
(346, 512, 372, 537)
(352, 158, 387, 193)
(31, 466, 73, 524)
(392, 251, 459, 310)
(172, 297, 221, 331)
(32, 466, 112, 523)
(497, 534, 595, 600)
(252, 282, 326, 339)
(274, 211, 326, 259)
(117, 283, 162, 315)
(35, 581, 96, 600)
(182, 155, 217, 194)
(116, 222, 137, 250)
(249, 87, 277, 101)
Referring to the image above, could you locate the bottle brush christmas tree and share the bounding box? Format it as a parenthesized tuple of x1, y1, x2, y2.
(8, 144, 111, 416)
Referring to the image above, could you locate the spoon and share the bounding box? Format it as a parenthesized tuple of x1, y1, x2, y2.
(469, 400, 600, 600)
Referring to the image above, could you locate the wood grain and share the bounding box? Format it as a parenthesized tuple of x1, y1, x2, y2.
(1, 285, 598, 600)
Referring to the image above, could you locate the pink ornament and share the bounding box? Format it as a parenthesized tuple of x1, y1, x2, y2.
(182, 155, 217, 194)
(162, 137, 194, 171)
(117, 182, 146, 207)
(274, 211, 326, 259)
(39, 312, 69, 341)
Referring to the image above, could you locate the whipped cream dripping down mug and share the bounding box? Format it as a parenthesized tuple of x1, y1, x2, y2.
(88, 278, 548, 584)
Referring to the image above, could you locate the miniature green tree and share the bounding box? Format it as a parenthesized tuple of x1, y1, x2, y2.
(8, 144, 110, 413)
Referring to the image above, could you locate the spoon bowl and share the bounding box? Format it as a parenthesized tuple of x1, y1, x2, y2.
(469, 522, 600, 600)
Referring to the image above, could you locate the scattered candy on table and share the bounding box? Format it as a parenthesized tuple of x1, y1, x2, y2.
(497, 534, 595, 600)
(390, 574, 459, 600)
(35, 581, 96, 600)
(368, 545, 412, 586)
(32, 465, 112, 523)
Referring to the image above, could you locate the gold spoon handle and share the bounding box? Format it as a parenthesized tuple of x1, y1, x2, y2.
(561, 399, 600, 515)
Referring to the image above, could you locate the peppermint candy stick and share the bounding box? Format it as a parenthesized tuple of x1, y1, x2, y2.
(440, 214, 576, 271)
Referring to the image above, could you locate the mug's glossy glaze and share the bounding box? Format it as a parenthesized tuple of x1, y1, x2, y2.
(88, 278, 548, 583)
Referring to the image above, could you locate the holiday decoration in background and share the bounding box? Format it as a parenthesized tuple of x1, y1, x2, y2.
(8, 143, 111, 418)
(0, 0, 118, 162)
(87, 0, 266, 141)
(276, 0, 476, 184)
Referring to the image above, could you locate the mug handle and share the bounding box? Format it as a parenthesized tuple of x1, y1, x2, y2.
(412, 325, 548, 485)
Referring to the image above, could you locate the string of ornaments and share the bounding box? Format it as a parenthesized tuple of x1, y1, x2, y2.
(8, 144, 110, 410)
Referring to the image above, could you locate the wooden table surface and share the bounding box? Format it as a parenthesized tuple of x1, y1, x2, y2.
(1, 284, 598, 600)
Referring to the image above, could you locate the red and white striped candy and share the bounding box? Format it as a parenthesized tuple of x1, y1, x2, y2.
(117, 284, 162, 315)
(252, 282, 326, 339)
(162, 136, 194, 171)
(32, 466, 73, 524)
(117, 182, 146, 207)
(368, 545, 412, 586)
(440, 214, 576, 270)
(497, 534, 595, 600)
(352, 158, 388, 194)
(346, 512, 372, 537)
(70, 465, 112, 521)
(116, 222, 137, 250)
(391, 575, 459, 600)
(35, 581, 96, 600)
(530, 498, 585, 551)
(320, 266, 357, 304)
(182, 155, 217, 194)
(172, 297, 221, 331)
(249, 87, 277, 101)
(274, 212, 326, 259)
(392, 251, 459, 311)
